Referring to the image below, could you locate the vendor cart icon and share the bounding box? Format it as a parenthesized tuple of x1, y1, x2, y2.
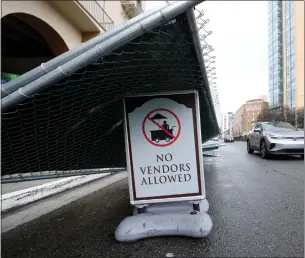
(149, 113, 176, 143)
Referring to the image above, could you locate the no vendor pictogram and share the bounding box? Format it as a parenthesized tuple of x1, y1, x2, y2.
(142, 108, 181, 147)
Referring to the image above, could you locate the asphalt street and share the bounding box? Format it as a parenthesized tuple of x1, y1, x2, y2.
(2, 142, 304, 257)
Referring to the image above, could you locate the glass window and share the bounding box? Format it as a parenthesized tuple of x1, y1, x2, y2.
(254, 124, 260, 129)
(262, 122, 298, 132)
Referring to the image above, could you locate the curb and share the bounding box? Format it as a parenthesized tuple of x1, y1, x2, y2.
(2, 172, 128, 233)
(1, 173, 111, 213)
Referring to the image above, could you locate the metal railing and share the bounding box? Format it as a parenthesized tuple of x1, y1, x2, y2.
(77, 0, 114, 31)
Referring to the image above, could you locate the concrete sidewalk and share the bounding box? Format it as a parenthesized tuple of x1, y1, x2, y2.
(2, 171, 127, 233)
(1, 173, 115, 213)
(2, 178, 62, 194)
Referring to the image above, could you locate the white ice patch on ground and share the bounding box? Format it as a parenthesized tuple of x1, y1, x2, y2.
(2, 172, 128, 233)
(1, 174, 111, 212)
(202, 140, 225, 157)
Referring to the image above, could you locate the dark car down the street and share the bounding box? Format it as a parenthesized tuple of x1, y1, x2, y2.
(247, 121, 304, 159)
(224, 135, 234, 143)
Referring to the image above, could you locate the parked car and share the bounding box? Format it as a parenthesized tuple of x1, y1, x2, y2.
(247, 121, 304, 159)
(224, 135, 234, 143)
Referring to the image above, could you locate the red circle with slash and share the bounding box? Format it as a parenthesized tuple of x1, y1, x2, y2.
(142, 108, 181, 147)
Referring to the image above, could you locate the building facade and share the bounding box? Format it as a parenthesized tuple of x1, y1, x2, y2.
(230, 105, 245, 137)
(221, 112, 234, 135)
(227, 112, 234, 126)
(230, 98, 269, 137)
(1, 0, 145, 81)
(268, 1, 284, 109)
(268, 0, 304, 110)
(259, 95, 268, 102)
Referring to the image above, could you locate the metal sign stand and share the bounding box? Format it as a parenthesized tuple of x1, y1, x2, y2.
(115, 91, 213, 242)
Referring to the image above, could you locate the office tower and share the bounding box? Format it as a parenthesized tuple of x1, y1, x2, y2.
(268, 1, 304, 110)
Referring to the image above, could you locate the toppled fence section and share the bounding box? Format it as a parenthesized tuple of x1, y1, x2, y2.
(1, 1, 219, 182)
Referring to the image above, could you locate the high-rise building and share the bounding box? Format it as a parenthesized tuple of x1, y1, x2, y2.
(227, 112, 234, 125)
(221, 112, 234, 135)
(268, 1, 284, 109)
(268, 1, 304, 110)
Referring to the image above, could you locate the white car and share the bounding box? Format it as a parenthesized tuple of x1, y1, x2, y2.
(247, 121, 304, 159)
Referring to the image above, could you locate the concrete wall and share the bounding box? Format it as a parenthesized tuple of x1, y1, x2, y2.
(2, 0, 147, 49)
(82, 32, 100, 43)
(103, 0, 128, 27)
(2, 1, 82, 49)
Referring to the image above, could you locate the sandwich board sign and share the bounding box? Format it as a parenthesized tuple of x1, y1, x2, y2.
(123, 90, 205, 205)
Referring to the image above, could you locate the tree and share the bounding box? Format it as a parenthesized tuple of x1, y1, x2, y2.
(265, 106, 304, 128)
(295, 107, 304, 128)
(256, 110, 269, 122)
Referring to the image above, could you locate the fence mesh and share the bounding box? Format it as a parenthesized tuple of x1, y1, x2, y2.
(1, 12, 218, 179)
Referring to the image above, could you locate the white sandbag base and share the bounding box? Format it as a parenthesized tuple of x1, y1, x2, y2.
(115, 200, 212, 242)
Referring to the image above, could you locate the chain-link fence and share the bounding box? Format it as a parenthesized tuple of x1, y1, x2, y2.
(194, 6, 221, 129)
(1, 1, 219, 182)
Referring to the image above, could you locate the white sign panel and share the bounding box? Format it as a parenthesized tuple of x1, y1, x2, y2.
(123, 91, 205, 205)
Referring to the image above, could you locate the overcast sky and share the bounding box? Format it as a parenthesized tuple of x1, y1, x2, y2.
(145, 1, 268, 114)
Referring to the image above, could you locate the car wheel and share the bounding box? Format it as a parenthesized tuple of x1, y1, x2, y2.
(247, 140, 254, 154)
(300, 154, 304, 159)
(260, 140, 269, 159)
(155, 138, 160, 143)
